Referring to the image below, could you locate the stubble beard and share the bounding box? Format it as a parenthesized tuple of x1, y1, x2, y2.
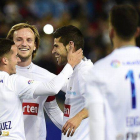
(58, 57, 67, 66)
(18, 54, 32, 62)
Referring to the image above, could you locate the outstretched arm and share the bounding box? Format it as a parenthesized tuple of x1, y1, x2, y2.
(34, 46, 83, 96)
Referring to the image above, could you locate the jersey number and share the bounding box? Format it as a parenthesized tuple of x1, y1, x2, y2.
(126, 70, 136, 109)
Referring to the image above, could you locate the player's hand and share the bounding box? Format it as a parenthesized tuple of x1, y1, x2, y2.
(67, 41, 83, 68)
(62, 115, 82, 137)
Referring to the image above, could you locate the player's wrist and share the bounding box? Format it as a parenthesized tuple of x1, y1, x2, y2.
(68, 62, 75, 68)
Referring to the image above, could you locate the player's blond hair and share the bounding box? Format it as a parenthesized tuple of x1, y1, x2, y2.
(7, 23, 40, 59)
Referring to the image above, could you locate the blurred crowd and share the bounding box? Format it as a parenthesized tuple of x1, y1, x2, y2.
(0, 0, 140, 73)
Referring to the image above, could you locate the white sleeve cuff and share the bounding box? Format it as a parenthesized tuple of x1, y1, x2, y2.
(61, 63, 73, 77)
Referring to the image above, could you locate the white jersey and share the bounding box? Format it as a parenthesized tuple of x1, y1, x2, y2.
(0, 71, 40, 140)
(62, 59, 93, 140)
(86, 46, 140, 140)
(16, 62, 63, 140)
(0, 63, 73, 140)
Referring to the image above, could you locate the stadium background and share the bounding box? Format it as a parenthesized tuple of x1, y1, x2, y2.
(0, 0, 139, 139)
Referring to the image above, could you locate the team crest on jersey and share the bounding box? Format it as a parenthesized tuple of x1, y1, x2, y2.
(111, 60, 121, 68)
(28, 80, 34, 84)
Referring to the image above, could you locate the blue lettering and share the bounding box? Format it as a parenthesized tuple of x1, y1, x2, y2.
(127, 116, 140, 127)
(123, 60, 140, 65)
(0, 121, 12, 130)
(67, 91, 76, 96)
(8, 121, 12, 129)
(73, 92, 76, 95)
(0, 123, 6, 130)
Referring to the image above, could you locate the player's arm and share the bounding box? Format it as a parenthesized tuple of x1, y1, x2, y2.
(34, 46, 83, 96)
(44, 96, 63, 129)
(88, 102, 105, 140)
(62, 108, 88, 137)
(33, 63, 73, 96)
(86, 67, 105, 140)
(15, 47, 83, 99)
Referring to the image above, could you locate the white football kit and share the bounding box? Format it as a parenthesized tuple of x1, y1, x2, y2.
(61, 58, 93, 140)
(16, 62, 63, 140)
(0, 64, 73, 140)
(86, 46, 140, 140)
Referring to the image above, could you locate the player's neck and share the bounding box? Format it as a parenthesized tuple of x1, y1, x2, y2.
(17, 58, 32, 67)
(113, 36, 136, 49)
(0, 65, 10, 74)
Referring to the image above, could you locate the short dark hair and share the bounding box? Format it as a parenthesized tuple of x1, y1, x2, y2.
(53, 25, 84, 50)
(0, 38, 15, 57)
(110, 5, 139, 40)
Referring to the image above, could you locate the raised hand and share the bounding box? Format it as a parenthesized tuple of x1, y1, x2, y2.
(67, 41, 83, 68)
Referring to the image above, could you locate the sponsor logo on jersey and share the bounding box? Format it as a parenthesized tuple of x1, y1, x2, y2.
(22, 103, 39, 115)
(111, 60, 140, 68)
(0, 80, 3, 83)
(28, 80, 34, 84)
(67, 91, 76, 96)
(122, 60, 140, 65)
(111, 60, 121, 68)
(64, 104, 71, 117)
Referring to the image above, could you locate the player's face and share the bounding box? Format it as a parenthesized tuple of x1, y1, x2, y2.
(13, 28, 36, 62)
(52, 37, 69, 65)
(8, 45, 21, 75)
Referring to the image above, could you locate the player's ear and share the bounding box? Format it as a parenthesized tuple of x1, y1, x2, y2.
(33, 42, 37, 51)
(1, 57, 9, 65)
(109, 28, 114, 39)
(135, 27, 140, 38)
(66, 41, 75, 52)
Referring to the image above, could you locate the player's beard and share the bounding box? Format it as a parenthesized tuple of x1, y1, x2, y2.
(57, 47, 68, 66)
(18, 54, 32, 62)
(57, 56, 67, 66)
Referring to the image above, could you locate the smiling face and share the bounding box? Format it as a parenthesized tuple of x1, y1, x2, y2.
(13, 28, 36, 62)
(52, 37, 69, 65)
